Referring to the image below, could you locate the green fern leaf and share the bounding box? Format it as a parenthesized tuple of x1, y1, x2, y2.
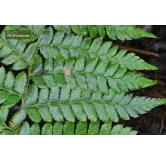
(52, 25, 156, 40)
(32, 56, 157, 93)
(0, 25, 164, 135)
(21, 85, 166, 123)
(19, 122, 30, 135)
(1, 121, 137, 135)
(0, 67, 27, 108)
(0, 129, 13, 135)
(0, 26, 46, 70)
(30, 123, 40, 135)
(39, 31, 157, 70)
(11, 109, 26, 129)
(0, 107, 8, 123)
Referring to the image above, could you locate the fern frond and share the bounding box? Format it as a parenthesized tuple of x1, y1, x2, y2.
(0, 26, 46, 70)
(0, 103, 138, 135)
(0, 66, 26, 108)
(39, 30, 157, 70)
(0, 121, 137, 135)
(0, 106, 25, 135)
(0, 25, 163, 135)
(0, 122, 137, 136)
(31, 56, 157, 93)
(0, 65, 26, 129)
(15, 85, 166, 123)
(52, 25, 156, 40)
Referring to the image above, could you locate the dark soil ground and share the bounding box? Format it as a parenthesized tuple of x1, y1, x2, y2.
(0, 25, 166, 135)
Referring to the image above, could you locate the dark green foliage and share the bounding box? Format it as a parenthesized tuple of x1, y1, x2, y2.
(1, 121, 137, 135)
(0, 25, 45, 70)
(0, 25, 165, 135)
(53, 25, 156, 40)
(0, 67, 26, 108)
(23, 85, 166, 123)
(39, 30, 157, 71)
(32, 56, 157, 93)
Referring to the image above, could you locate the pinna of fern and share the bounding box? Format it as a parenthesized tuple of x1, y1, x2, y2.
(0, 25, 165, 135)
(52, 25, 156, 40)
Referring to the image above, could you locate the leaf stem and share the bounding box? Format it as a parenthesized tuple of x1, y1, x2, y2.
(21, 28, 46, 108)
